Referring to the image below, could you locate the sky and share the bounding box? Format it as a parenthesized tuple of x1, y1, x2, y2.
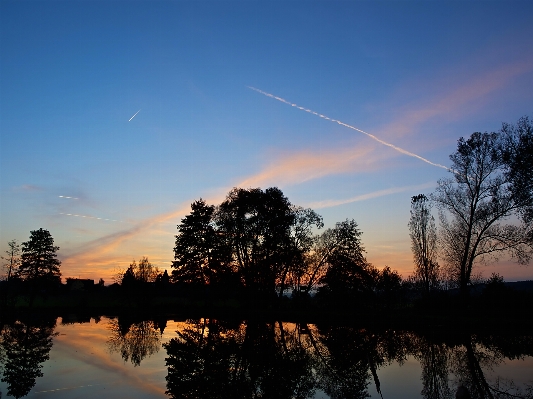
(1, 0, 532, 283)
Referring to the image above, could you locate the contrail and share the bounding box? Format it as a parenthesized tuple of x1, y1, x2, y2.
(59, 195, 79, 199)
(128, 109, 141, 122)
(247, 86, 449, 171)
(34, 384, 100, 393)
(59, 212, 120, 222)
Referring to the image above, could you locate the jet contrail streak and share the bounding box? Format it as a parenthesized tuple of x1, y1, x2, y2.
(128, 109, 141, 122)
(59, 212, 120, 222)
(247, 86, 449, 171)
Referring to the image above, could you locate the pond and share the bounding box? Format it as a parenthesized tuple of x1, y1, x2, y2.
(0, 315, 532, 398)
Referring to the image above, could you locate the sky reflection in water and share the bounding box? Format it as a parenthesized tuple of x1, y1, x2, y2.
(0, 316, 532, 398)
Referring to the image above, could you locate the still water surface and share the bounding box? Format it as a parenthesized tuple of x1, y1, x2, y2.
(0, 315, 532, 398)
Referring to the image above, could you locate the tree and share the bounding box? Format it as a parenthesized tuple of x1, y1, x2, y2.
(0, 318, 56, 398)
(501, 116, 533, 240)
(319, 219, 377, 297)
(433, 124, 533, 301)
(107, 319, 161, 367)
(408, 194, 440, 295)
(215, 187, 298, 297)
(135, 256, 159, 283)
(172, 199, 231, 285)
(279, 206, 323, 297)
(16, 229, 61, 305)
(1, 239, 21, 282)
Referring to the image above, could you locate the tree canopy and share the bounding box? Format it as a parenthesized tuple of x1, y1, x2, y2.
(433, 117, 533, 298)
(17, 229, 61, 283)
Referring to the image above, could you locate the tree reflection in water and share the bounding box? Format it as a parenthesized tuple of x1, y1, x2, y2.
(164, 320, 533, 399)
(107, 317, 162, 367)
(0, 318, 56, 399)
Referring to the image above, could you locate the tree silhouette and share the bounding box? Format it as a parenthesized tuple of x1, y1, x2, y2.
(433, 126, 533, 301)
(0, 318, 56, 398)
(17, 229, 61, 281)
(16, 229, 61, 305)
(107, 318, 161, 366)
(319, 219, 377, 298)
(501, 116, 533, 241)
(408, 194, 440, 295)
(215, 187, 299, 297)
(164, 319, 317, 399)
(172, 199, 232, 286)
(1, 240, 21, 283)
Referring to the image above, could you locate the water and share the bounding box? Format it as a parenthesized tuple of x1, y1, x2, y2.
(1, 316, 532, 398)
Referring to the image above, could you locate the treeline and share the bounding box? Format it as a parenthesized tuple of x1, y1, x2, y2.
(1, 116, 532, 315)
(168, 187, 402, 303)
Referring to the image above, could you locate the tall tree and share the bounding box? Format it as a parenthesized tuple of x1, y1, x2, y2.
(279, 206, 323, 297)
(215, 187, 297, 296)
(0, 319, 56, 398)
(172, 199, 231, 285)
(433, 123, 533, 300)
(319, 219, 376, 297)
(16, 229, 61, 305)
(408, 194, 439, 295)
(1, 239, 21, 282)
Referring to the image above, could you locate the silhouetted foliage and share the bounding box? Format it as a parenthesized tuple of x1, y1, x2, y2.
(319, 219, 377, 299)
(216, 187, 299, 298)
(1, 240, 20, 283)
(0, 318, 56, 398)
(17, 229, 61, 283)
(409, 194, 440, 295)
(501, 116, 533, 239)
(172, 199, 232, 286)
(433, 122, 533, 301)
(15, 229, 61, 305)
(171, 188, 324, 300)
(164, 319, 317, 399)
(107, 317, 161, 366)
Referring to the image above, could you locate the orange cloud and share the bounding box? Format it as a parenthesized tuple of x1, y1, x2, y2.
(236, 143, 380, 188)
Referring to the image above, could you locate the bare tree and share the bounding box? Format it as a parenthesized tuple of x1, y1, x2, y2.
(135, 257, 159, 283)
(432, 125, 533, 300)
(408, 194, 440, 295)
(1, 240, 21, 282)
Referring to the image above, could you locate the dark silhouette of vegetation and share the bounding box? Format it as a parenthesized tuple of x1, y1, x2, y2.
(0, 317, 56, 398)
(409, 194, 440, 296)
(433, 117, 533, 302)
(15, 229, 61, 307)
(107, 316, 162, 366)
(172, 199, 233, 288)
(163, 318, 533, 399)
(1, 240, 21, 307)
(1, 117, 531, 327)
(172, 188, 324, 301)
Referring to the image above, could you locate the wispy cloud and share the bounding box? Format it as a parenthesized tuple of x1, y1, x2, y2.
(306, 182, 435, 209)
(377, 57, 533, 140)
(13, 184, 43, 192)
(236, 144, 381, 189)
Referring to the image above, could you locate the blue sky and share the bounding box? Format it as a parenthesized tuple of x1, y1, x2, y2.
(1, 0, 532, 282)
